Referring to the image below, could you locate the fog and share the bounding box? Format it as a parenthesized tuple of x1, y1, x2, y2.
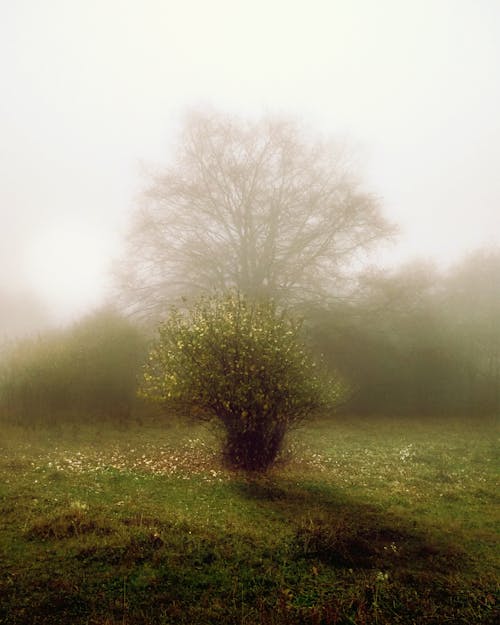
(1, 0, 500, 333)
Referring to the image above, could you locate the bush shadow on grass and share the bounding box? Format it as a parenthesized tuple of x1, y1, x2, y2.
(230, 475, 470, 575)
(224, 476, 500, 624)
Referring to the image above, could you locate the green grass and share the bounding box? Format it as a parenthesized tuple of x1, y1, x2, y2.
(0, 415, 498, 624)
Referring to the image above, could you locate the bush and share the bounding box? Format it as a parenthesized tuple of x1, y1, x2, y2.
(140, 293, 344, 471)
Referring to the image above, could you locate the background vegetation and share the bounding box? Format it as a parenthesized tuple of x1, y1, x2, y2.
(308, 249, 500, 417)
(0, 308, 148, 426)
(1, 249, 498, 425)
(2, 114, 498, 425)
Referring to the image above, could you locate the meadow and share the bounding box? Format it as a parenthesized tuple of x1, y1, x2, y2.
(0, 415, 498, 624)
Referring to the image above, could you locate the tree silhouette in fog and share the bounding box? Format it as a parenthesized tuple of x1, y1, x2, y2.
(119, 111, 394, 319)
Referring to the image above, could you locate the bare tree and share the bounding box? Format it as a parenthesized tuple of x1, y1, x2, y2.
(119, 111, 394, 320)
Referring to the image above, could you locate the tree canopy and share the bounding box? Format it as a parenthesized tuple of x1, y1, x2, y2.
(119, 111, 394, 320)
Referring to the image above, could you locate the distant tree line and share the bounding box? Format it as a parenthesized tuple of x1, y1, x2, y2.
(0, 250, 498, 426)
(0, 309, 148, 425)
(308, 250, 500, 417)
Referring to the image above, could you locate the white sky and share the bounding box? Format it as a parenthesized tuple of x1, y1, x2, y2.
(1, 0, 499, 325)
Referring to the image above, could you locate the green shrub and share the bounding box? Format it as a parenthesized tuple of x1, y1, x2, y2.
(140, 293, 344, 470)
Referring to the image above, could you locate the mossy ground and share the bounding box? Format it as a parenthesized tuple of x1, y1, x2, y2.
(0, 415, 498, 624)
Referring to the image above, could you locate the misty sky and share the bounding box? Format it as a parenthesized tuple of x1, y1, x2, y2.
(1, 0, 500, 326)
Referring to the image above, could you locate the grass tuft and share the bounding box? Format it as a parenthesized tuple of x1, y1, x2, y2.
(26, 504, 118, 540)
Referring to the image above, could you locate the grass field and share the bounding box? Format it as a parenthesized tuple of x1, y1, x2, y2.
(0, 415, 498, 624)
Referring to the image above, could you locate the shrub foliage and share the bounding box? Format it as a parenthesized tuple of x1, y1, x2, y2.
(140, 293, 344, 470)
